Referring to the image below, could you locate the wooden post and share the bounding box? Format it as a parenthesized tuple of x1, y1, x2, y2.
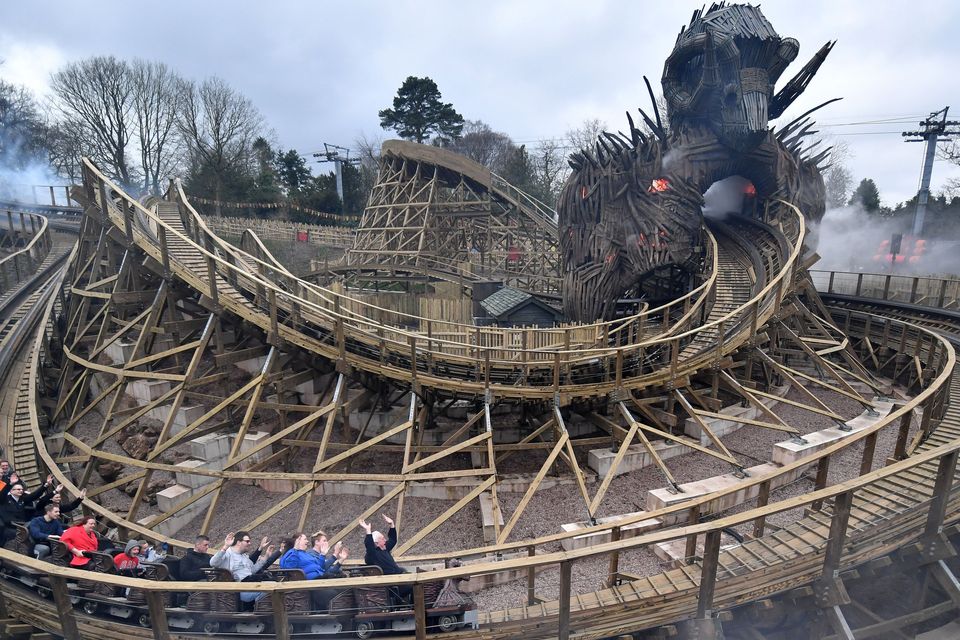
(822, 490, 853, 577)
(123, 200, 133, 242)
(753, 480, 771, 538)
(860, 431, 878, 475)
(553, 352, 561, 393)
(409, 336, 418, 380)
(697, 530, 722, 618)
(414, 582, 427, 640)
(684, 504, 700, 561)
(558, 560, 572, 640)
(607, 526, 621, 587)
(855, 273, 864, 297)
(925, 450, 959, 536)
(527, 545, 537, 604)
(158, 226, 170, 276)
(49, 575, 80, 640)
(910, 277, 919, 303)
(271, 592, 290, 640)
(615, 349, 623, 387)
(205, 255, 219, 305)
(893, 408, 912, 460)
(812, 456, 830, 511)
(145, 590, 170, 640)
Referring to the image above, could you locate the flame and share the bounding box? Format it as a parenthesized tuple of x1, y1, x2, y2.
(648, 178, 670, 193)
(744, 182, 757, 196)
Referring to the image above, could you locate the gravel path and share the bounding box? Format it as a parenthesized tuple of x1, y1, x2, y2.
(64, 363, 916, 613)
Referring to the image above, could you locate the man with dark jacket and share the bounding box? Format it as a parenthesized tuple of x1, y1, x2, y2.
(179, 535, 212, 581)
(0, 478, 51, 545)
(27, 504, 64, 559)
(0, 460, 14, 485)
(359, 514, 404, 575)
(360, 514, 409, 603)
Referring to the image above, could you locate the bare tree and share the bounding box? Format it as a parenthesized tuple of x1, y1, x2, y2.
(565, 118, 607, 153)
(824, 140, 854, 209)
(130, 60, 183, 194)
(178, 76, 264, 210)
(530, 138, 568, 207)
(43, 118, 85, 183)
(938, 142, 960, 198)
(0, 79, 46, 170)
(49, 56, 134, 185)
(447, 120, 514, 172)
(354, 132, 384, 212)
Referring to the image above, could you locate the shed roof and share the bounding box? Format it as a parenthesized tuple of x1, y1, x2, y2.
(479, 287, 562, 321)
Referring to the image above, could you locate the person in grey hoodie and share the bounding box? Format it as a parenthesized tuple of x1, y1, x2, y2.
(209, 531, 280, 603)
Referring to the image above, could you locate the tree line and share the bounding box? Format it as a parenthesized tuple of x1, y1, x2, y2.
(4, 59, 959, 228)
(0, 56, 360, 223)
(376, 75, 611, 206)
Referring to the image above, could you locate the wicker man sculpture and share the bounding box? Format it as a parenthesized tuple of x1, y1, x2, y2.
(558, 3, 835, 320)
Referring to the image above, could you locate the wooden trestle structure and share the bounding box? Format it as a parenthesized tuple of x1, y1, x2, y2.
(345, 140, 561, 294)
(1, 157, 960, 639)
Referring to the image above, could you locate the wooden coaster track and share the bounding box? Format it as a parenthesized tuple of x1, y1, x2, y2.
(2, 161, 960, 638)
(0, 306, 957, 639)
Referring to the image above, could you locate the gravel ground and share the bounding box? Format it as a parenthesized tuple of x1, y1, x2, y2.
(64, 363, 918, 613)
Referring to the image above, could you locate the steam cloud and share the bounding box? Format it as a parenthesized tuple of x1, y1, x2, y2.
(811, 205, 960, 277)
(701, 176, 751, 220)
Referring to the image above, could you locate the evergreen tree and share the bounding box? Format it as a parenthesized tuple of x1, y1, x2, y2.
(249, 137, 281, 205)
(849, 178, 881, 212)
(379, 76, 464, 143)
(275, 148, 312, 196)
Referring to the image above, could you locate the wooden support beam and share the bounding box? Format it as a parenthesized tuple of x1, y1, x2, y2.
(673, 390, 739, 466)
(414, 582, 427, 640)
(697, 529, 722, 618)
(271, 591, 290, 640)
(925, 450, 958, 536)
(145, 590, 170, 640)
(394, 476, 495, 556)
(498, 432, 568, 544)
(49, 576, 80, 640)
(558, 560, 572, 640)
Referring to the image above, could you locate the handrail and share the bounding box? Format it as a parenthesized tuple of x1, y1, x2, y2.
(0, 209, 52, 294)
(10, 317, 957, 640)
(0, 183, 77, 208)
(78, 158, 805, 400)
(8, 426, 959, 590)
(173, 177, 717, 351)
(490, 172, 559, 237)
(812, 268, 960, 310)
(46, 301, 954, 558)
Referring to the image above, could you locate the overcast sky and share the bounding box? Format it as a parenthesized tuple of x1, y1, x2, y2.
(2, 0, 958, 206)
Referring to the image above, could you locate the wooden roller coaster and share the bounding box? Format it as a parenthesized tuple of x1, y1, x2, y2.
(0, 141, 954, 640)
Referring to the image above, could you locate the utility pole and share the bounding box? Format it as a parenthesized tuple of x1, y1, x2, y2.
(902, 107, 960, 236)
(312, 143, 360, 206)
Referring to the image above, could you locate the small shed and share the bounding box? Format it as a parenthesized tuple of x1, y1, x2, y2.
(478, 287, 564, 327)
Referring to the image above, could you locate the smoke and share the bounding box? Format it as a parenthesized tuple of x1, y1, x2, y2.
(662, 147, 684, 173)
(0, 161, 69, 205)
(811, 205, 960, 277)
(701, 176, 750, 220)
